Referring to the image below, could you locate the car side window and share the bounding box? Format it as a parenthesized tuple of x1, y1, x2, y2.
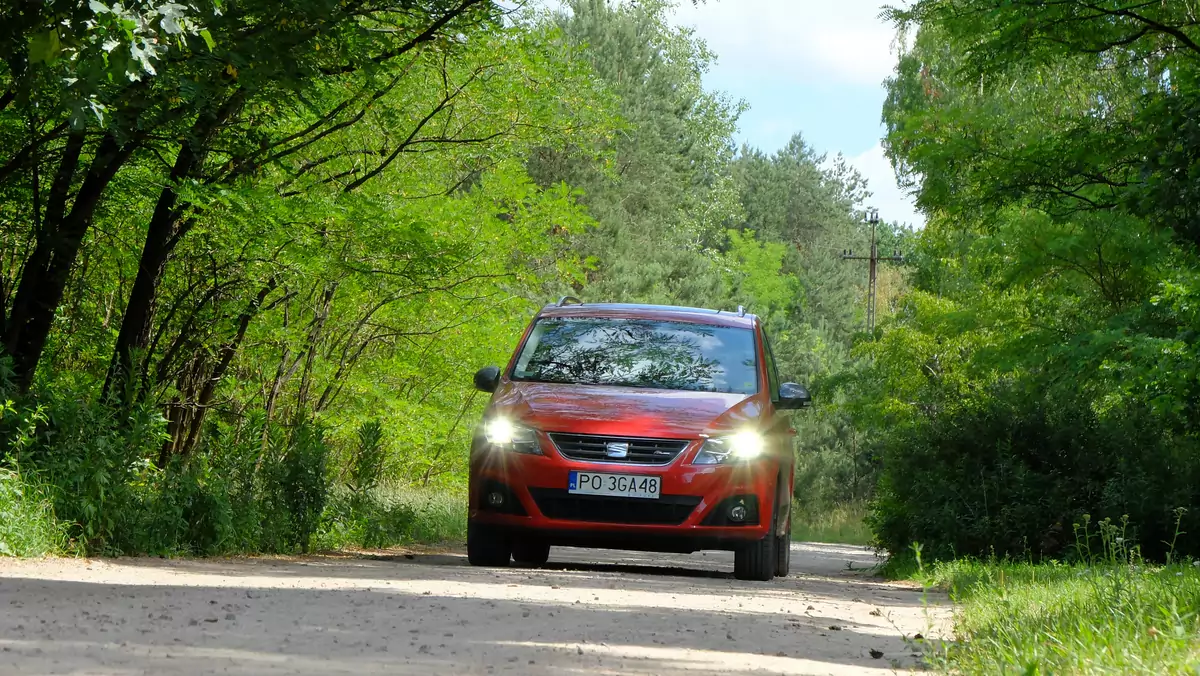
(762, 329, 781, 402)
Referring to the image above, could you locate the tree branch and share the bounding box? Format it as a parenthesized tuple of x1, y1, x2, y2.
(320, 0, 491, 75)
(341, 64, 494, 192)
(1082, 2, 1200, 56)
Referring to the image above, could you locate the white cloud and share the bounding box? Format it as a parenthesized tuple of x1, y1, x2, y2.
(844, 142, 923, 227)
(673, 0, 906, 86)
(536, 0, 926, 226)
(670, 0, 924, 226)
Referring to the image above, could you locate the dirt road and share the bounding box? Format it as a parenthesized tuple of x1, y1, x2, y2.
(0, 542, 947, 675)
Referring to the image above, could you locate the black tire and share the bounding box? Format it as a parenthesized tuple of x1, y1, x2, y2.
(467, 521, 511, 567)
(775, 530, 791, 577)
(511, 539, 551, 566)
(734, 531, 777, 581)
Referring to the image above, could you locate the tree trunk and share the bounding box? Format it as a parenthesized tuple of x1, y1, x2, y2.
(103, 91, 244, 406)
(178, 281, 275, 456)
(102, 144, 196, 405)
(293, 283, 337, 420)
(159, 281, 276, 462)
(3, 133, 134, 391)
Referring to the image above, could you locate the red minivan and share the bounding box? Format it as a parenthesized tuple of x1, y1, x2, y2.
(467, 299, 811, 580)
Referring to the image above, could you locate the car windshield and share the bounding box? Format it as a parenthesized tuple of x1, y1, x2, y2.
(510, 317, 758, 394)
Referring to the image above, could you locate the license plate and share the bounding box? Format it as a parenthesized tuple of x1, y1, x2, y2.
(568, 471, 661, 499)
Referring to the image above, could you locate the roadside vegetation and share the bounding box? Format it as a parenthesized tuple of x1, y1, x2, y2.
(0, 467, 65, 556)
(791, 502, 871, 546)
(898, 514, 1200, 674)
(864, 3, 1200, 672)
(853, 0, 1200, 564)
(921, 558, 1200, 674)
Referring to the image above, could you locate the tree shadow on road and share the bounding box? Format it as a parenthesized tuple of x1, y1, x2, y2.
(104, 545, 927, 609)
(0, 573, 943, 676)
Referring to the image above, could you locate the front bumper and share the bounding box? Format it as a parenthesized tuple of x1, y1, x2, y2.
(468, 437, 779, 552)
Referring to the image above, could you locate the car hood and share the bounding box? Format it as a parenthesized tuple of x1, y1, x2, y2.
(489, 381, 764, 438)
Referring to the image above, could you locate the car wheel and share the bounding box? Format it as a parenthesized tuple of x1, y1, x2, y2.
(467, 521, 511, 567)
(734, 530, 777, 581)
(775, 529, 791, 577)
(511, 539, 551, 566)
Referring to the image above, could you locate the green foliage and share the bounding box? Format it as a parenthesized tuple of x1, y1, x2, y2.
(0, 468, 65, 557)
(6, 383, 168, 551)
(722, 229, 797, 321)
(863, 379, 1199, 561)
(348, 420, 386, 496)
(276, 423, 330, 553)
(530, 0, 743, 305)
(317, 487, 416, 551)
(316, 485, 465, 550)
(853, 0, 1200, 565)
(0, 372, 463, 556)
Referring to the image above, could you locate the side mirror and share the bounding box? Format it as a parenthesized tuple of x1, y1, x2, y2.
(473, 365, 501, 393)
(777, 382, 811, 410)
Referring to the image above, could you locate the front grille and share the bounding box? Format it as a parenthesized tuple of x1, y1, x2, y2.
(549, 433, 690, 465)
(528, 488, 700, 525)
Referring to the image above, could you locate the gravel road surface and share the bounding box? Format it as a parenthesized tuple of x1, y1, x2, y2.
(0, 542, 947, 675)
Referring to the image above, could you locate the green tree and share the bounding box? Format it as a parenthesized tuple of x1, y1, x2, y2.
(849, 0, 1200, 560)
(0, 0, 501, 394)
(528, 0, 743, 307)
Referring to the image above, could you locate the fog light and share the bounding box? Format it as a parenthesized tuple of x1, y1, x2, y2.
(729, 504, 747, 522)
(487, 491, 505, 507)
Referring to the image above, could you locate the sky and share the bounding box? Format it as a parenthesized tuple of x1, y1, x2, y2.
(669, 0, 923, 227)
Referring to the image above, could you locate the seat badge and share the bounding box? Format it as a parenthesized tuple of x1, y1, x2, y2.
(605, 441, 630, 459)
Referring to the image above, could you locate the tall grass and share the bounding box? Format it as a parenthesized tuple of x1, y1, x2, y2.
(918, 559, 1200, 674)
(0, 468, 66, 557)
(396, 485, 467, 545)
(791, 501, 872, 545)
(908, 514, 1200, 674)
(314, 484, 466, 551)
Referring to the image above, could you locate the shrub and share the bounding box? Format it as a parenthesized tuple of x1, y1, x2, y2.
(0, 366, 461, 558)
(115, 456, 236, 556)
(277, 421, 330, 553)
(2, 379, 167, 552)
(348, 420, 386, 496)
(869, 382, 1200, 561)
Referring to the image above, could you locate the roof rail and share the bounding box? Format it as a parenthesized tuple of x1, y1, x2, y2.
(737, 305, 746, 317)
(556, 296, 583, 307)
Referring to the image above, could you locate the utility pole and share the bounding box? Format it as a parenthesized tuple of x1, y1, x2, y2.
(842, 209, 903, 334)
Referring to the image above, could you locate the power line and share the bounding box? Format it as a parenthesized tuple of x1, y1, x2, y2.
(841, 209, 903, 334)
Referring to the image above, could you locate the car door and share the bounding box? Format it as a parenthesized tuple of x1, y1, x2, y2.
(759, 325, 795, 532)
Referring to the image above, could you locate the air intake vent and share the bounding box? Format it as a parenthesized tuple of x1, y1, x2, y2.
(528, 488, 700, 525)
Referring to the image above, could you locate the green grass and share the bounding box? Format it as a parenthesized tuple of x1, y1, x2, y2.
(0, 468, 66, 557)
(909, 556, 1200, 674)
(314, 484, 467, 551)
(790, 501, 872, 546)
(393, 485, 467, 545)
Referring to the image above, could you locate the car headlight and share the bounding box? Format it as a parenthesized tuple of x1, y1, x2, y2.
(692, 431, 766, 465)
(482, 417, 542, 455)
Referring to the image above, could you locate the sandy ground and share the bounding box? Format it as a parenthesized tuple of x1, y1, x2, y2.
(0, 542, 948, 675)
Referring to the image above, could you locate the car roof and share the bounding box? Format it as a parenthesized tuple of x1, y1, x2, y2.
(537, 302, 758, 329)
